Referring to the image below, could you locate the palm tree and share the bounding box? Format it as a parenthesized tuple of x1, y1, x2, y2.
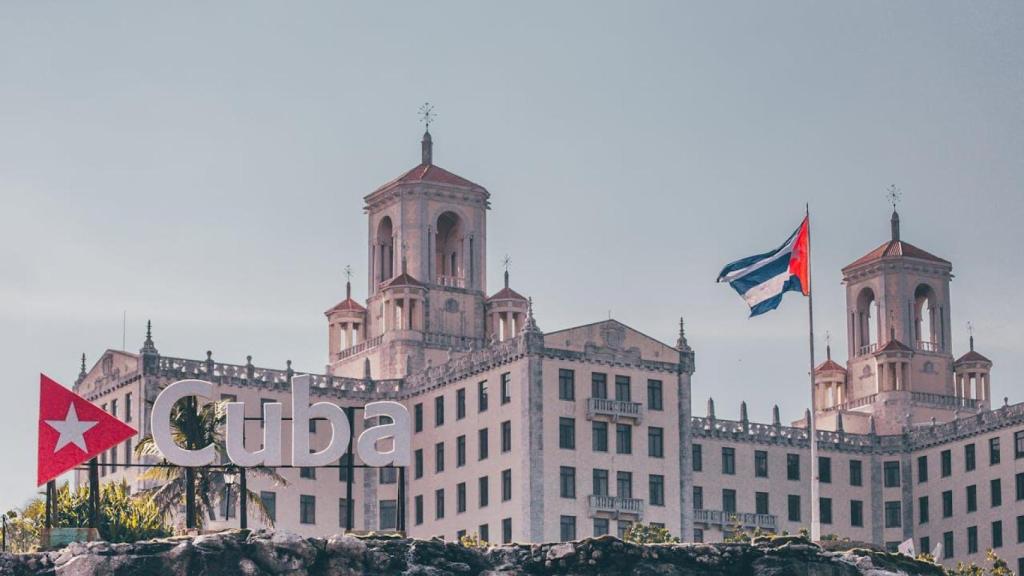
(135, 398, 286, 530)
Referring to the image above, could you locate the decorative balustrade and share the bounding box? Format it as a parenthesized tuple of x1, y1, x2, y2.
(436, 275, 465, 288)
(916, 340, 942, 353)
(857, 343, 878, 356)
(586, 397, 643, 422)
(423, 332, 485, 351)
(336, 335, 383, 361)
(911, 391, 977, 409)
(588, 495, 644, 519)
(693, 509, 777, 531)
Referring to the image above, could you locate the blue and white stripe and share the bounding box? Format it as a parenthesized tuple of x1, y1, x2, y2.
(717, 226, 804, 317)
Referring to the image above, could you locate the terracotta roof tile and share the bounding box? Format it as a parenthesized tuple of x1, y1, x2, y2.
(384, 272, 424, 289)
(956, 350, 992, 364)
(372, 163, 485, 194)
(815, 359, 847, 373)
(844, 240, 950, 271)
(324, 298, 366, 315)
(876, 338, 914, 353)
(488, 287, 527, 301)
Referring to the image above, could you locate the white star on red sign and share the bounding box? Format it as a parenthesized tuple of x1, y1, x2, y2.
(45, 403, 97, 452)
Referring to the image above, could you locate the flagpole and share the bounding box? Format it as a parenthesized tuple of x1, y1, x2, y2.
(806, 203, 820, 542)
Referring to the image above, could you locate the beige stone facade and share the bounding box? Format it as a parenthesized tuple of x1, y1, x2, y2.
(73, 132, 1021, 571)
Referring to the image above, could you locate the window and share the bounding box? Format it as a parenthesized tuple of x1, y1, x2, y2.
(788, 495, 801, 522)
(339, 498, 352, 529)
(616, 424, 632, 454)
(435, 442, 445, 473)
(694, 528, 704, 543)
(594, 518, 610, 537)
(220, 486, 235, 519)
(883, 461, 901, 487)
(414, 449, 423, 479)
(300, 467, 315, 479)
(559, 418, 576, 450)
(965, 443, 976, 471)
(1016, 472, 1024, 501)
(941, 449, 952, 477)
(692, 444, 703, 472)
(111, 399, 118, 419)
(380, 500, 398, 530)
(722, 447, 736, 475)
(649, 475, 665, 506)
(754, 450, 768, 478)
(755, 492, 769, 515)
(560, 466, 576, 499)
(943, 490, 953, 517)
(993, 520, 1003, 548)
(379, 467, 397, 484)
(1019, 515, 1024, 543)
(457, 483, 467, 513)
(124, 393, 132, 422)
(457, 388, 466, 420)
(124, 438, 132, 467)
(849, 460, 862, 486)
(617, 471, 633, 499)
(300, 495, 316, 525)
(647, 380, 663, 410)
(787, 454, 800, 481)
(884, 501, 901, 528)
(414, 403, 423, 432)
(967, 484, 978, 513)
(1016, 431, 1024, 458)
(648, 427, 664, 458)
(614, 375, 631, 401)
(479, 428, 490, 460)
(435, 396, 445, 427)
(339, 453, 352, 481)
(920, 537, 930, 557)
(968, 525, 978, 554)
(558, 369, 575, 401)
(992, 478, 1002, 507)
(435, 489, 445, 519)
(617, 521, 632, 539)
(560, 515, 577, 542)
(917, 455, 928, 483)
(819, 457, 832, 483)
(479, 524, 489, 543)
(457, 435, 466, 467)
(990, 437, 1001, 465)
(919, 496, 930, 524)
(260, 491, 276, 523)
(591, 373, 607, 399)
(593, 468, 611, 496)
(502, 469, 512, 501)
(414, 495, 423, 525)
(943, 531, 954, 559)
(502, 518, 512, 544)
(851, 500, 863, 527)
(478, 381, 489, 412)
(693, 486, 703, 509)
(479, 476, 489, 507)
(722, 489, 736, 513)
(592, 421, 608, 452)
(501, 421, 512, 453)
(500, 372, 512, 404)
(820, 497, 833, 524)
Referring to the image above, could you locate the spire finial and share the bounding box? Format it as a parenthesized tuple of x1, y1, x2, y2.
(967, 321, 975, 351)
(145, 320, 152, 344)
(419, 102, 435, 165)
(676, 317, 690, 350)
(825, 330, 832, 360)
(79, 353, 86, 377)
(344, 265, 353, 299)
(503, 254, 511, 289)
(887, 184, 902, 241)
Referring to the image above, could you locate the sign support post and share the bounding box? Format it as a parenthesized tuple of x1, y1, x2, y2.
(345, 407, 355, 531)
(239, 468, 248, 530)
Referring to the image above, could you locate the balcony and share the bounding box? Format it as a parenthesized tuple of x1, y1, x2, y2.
(436, 275, 466, 288)
(856, 343, 878, 356)
(916, 340, 942, 353)
(588, 495, 644, 520)
(693, 509, 777, 531)
(586, 397, 644, 423)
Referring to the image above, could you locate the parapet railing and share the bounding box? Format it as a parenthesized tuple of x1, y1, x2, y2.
(693, 509, 777, 530)
(435, 275, 465, 288)
(336, 335, 384, 361)
(916, 340, 942, 353)
(586, 398, 644, 422)
(588, 495, 644, 519)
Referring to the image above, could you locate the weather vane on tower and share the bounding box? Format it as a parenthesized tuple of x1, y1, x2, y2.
(419, 102, 436, 131)
(887, 184, 902, 211)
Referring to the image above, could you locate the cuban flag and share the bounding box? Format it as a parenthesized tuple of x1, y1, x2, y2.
(717, 216, 810, 317)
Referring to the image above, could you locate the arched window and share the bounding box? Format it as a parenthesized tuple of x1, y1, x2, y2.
(377, 217, 394, 282)
(914, 284, 937, 349)
(435, 211, 463, 285)
(855, 287, 877, 354)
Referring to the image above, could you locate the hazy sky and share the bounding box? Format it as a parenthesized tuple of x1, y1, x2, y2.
(1, 2, 1022, 512)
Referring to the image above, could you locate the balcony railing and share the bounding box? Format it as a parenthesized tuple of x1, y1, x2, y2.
(336, 335, 383, 361)
(586, 397, 644, 422)
(436, 275, 465, 288)
(693, 509, 777, 531)
(588, 495, 644, 519)
(916, 340, 942, 353)
(857, 343, 878, 356)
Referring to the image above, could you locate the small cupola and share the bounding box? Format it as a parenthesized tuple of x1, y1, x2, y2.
(486, 261, 529, 342)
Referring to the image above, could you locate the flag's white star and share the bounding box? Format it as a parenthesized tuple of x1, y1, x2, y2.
(45, 403, 97, 452)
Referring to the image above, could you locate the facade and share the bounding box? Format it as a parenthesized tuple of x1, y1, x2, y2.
(72, 130, 1022, 570)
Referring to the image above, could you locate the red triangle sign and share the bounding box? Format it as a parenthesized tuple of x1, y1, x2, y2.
(37, 373, 137, 486)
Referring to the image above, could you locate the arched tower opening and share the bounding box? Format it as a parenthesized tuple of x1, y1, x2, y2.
(914, 283, 937, 351)
(376, 216, 395, 283)
(435, 211, 463, 286)
(855, 287, 878, 354)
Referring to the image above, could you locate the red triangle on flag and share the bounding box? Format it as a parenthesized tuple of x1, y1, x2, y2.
(37, 373, 138, 486)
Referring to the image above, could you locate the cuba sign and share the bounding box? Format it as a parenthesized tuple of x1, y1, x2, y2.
(151, 375, 411, 468)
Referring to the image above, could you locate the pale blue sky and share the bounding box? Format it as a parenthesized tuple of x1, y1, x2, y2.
(1, 2, 1022, 511)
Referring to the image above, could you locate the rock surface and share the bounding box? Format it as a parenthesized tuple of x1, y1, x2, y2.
(0, 531, 946, 576)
